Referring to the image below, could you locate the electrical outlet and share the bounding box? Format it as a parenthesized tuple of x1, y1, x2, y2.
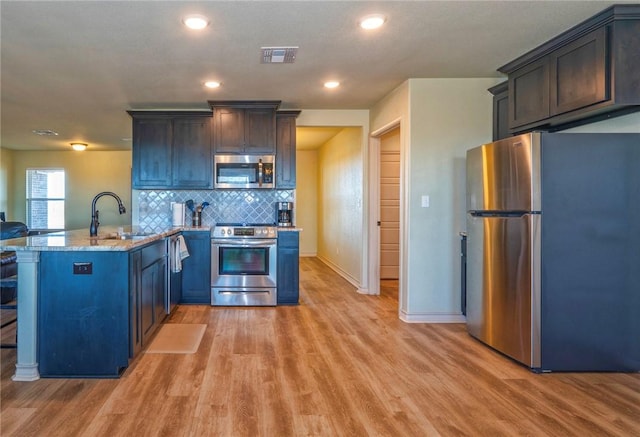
(73, 262, 92, 275)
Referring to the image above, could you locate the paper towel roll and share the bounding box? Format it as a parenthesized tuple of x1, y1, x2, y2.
(171, 202, 185, 226)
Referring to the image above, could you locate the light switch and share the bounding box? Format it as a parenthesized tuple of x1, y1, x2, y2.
(421, 195, 430, 208)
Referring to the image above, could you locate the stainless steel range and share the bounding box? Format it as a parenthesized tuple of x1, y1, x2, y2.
(211, 223, 277, 306)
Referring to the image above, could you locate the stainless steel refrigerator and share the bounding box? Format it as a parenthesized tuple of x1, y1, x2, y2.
(466, 132, 639, 372)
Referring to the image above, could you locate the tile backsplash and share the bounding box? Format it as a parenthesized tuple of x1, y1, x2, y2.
(134, 189, 294, 232)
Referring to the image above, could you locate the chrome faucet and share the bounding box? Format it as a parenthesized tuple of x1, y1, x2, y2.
(89, 191, 126, 237)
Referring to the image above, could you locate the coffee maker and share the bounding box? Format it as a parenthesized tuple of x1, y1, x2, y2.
(276, 202, 293, 227)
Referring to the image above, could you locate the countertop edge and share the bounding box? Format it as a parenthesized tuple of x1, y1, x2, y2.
(0, 226, 212, 252)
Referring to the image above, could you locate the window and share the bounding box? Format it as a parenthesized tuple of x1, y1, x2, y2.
(26, 169, 65, 230)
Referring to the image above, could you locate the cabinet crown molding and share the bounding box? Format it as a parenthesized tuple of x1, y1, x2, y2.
(208, 100, 281, 110)
(277, 110, 302, 117)
(498, 4, 640, 74)
(127, 110, 212, 118)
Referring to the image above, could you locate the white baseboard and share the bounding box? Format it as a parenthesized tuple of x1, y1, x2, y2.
(299, 252, 317, 257)
(399, 310, 466, 324)
(316, 255, 361, 289)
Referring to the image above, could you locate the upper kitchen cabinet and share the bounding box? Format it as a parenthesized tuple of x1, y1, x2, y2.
(171, 117, 212, 187)
(488, 81, 510, 141)
(499, 5, 640, 132)
(548, 27, 607, 117)
(276, 110, 300, 189)
(209, 100, 281, 154)
(129, 111, 213, 189)
(130, 117, 172, 187)
(507, 57, 549, 129)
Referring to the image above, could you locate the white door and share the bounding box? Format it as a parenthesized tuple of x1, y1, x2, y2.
(379, 128, 400, 279)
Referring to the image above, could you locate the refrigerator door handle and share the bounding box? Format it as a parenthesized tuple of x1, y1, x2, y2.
(470, 211, 529, 218)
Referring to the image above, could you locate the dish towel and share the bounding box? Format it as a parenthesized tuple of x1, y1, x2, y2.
(172, 236, 190, 273)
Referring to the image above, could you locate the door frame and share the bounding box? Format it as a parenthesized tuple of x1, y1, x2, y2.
(367, 119, 403, 302)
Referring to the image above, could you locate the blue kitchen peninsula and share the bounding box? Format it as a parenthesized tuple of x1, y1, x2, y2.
(0, 226, 185, 380)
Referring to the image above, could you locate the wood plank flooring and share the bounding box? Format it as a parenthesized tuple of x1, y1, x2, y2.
(1, 257, 639, 436)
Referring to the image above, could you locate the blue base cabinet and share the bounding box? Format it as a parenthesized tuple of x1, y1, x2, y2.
(130, 240, 167, 357)
(39, 251, 130, 378)
(180, 231, 211, 304)
(277, 232, 299, 305)
(38, 240, 167, 378)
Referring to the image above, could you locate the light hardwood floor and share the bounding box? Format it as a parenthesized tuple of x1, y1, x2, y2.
(1, 257, 639, 436)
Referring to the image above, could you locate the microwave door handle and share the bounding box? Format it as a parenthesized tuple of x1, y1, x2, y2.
(258, 159, 263, 187)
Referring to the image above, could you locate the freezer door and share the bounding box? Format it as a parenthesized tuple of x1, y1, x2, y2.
(466, 133, 541, 212)
(466, 213, 541, 367)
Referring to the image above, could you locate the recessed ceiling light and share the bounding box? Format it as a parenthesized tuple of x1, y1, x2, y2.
(324, 81, 340, 89)
(183, 14, 209, 30)
(359, 14, 386, 30)
(204, 81, 221, 89)
(70, 142, 88, 151)
(32, 129, 59, 136)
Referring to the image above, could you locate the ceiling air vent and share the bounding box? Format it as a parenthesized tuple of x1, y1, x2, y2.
(32, 129, 59, 136)
(261, 47, 298, 64)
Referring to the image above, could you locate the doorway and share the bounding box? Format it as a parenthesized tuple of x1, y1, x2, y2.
(379, 128, 400, 281)
(368, 119, 403, 304)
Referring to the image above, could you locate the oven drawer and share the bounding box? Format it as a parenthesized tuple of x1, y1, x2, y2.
(211, 287, 277, 306)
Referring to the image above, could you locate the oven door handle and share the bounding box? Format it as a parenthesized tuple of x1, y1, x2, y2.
(211, 239, 276, 247)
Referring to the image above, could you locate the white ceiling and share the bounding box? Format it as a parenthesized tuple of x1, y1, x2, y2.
(0, 1, 630, 151)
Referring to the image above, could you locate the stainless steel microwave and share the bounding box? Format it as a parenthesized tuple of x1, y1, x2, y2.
(214, 155, 275, 189)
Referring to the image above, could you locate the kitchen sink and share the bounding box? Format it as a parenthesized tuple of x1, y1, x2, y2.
(117, 231, 157, 240)
(93, 231, 156, 240)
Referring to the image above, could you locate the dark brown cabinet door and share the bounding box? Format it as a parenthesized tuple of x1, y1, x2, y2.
(500, 6, 640, 131)
(509, 57, 549, 129)
(244, 108, 276, 154)
(489, 81, 510, 141)
(132, 118, 172, 187)
(130, 112, 212, 189)
(213, 107, 244, 153)
(549, 27, 607, 116)
(276, 113, 298, 189)
(172, 118, 212, 188)
(494, 92, 510, 141)
(212, 106, 276, 154)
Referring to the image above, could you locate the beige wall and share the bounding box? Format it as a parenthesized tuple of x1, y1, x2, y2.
(297, 109, 369, 290)
(296, 149, 318, 256)
(405, 78, 498, 319)
(562, 111, 640, 133)
(371, 78, 502, 321)
(316, 127, 363, 284)
(8, 150, 132, 230)
(0, 148, 15, 219)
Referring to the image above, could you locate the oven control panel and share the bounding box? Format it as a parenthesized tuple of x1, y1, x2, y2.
(212, 225, 277, 238)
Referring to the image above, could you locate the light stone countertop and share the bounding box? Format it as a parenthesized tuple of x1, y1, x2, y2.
(0, 225, 211, 252)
